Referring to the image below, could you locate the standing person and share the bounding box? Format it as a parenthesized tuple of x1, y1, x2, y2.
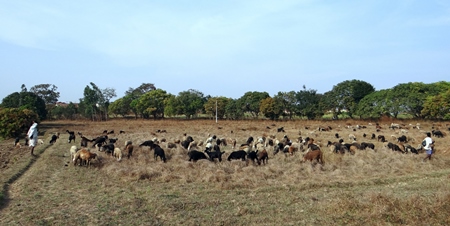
(422, 132, 434, 162)
(27, 120, 38, 156)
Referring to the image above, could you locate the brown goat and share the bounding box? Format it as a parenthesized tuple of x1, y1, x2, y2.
(257, 149, 268, 165)
(73, 148, 98, 167)
(303, 150, 324, 165)
(124, 140, 134, 159)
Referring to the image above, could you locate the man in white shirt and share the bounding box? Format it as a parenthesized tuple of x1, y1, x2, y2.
(27, 120, 38, 156)
(422, 132, 434, 162)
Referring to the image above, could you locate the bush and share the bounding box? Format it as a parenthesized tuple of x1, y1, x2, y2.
(0, 108, 39, 138)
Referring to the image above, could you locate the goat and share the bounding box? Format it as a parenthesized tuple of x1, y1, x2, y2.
(303, 149, 324, 165)
(257, 149, 268, 165)
(141, 140, 166, 162)
(66, 130, 76, 143)
(80, 136, 93, 147)
(113, 147, 122, 161)
(204, 145, 225, 162)
(227, 150, 247, 161)
(69, 145, 78, 162)
(92, 135, 108, 149)
(124, 140, 133, 159)
(188, 150, 208, 162)
(73, 148, 98, 167)
(49, 134, 59, 144)
(14, 137, 21, 148)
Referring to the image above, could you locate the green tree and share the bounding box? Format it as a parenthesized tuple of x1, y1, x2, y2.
(204, 97, 230, 119)
(259, 97, 283, 120)
(356, 89, 393, 119)
(326, 80, 375, 118)
(134, 89, 170, 119)
(236, 91, 270, 118)
(1, 92, 47, 120)
(123, 83, 157, 118)
(30, 84, 60, 104)
(0, 108, 39, 138)
(421, 89, 450, 119)
(390, 82, 431, 118)
(163, 95, 179, 117)
(295, 88, 323, 119)
(78, 83, 101, 120)
(109, 98, 129, 117)
(224, 99, 244, 120)
(176, 89, 206, 119)
(273, 91, 296, 119)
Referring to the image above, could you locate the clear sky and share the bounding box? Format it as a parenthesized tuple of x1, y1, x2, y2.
(1, 0, 449, 103)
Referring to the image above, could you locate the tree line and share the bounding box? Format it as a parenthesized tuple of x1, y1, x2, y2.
(0, 80, 449, 138)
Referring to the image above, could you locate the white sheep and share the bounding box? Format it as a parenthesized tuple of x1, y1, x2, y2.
(69, 146, 78, 162)
(113, 147, 122, 161)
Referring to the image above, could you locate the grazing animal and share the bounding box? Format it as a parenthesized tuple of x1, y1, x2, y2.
(377, 135, 386, 142)
(188, 150, 208, 162)
(204, 146, 225, 162)
(92, 135, 108, 148)
(124, 140, 134, 159)
(397, 135, 407, 143)
(80, 136, 93, 147)
(277, 127, 285, 132)
(360, 142, 375, 150)
(181, 136, 194, 149)
(227, 150, 247, 161)
(69, 145, 78, 162)
(101, 143, 115, 155)
(119, 130, 126, 134)
(141, 140, 166, 162)
(371, 133, 376, 139)
(405, 145, 419, 154)
(73, 148, 98, 167)
(109, 138, 118, 143)
(14, 137, 21, 148)
(432, 130, 444, 138)
(303, 150, 324, 165)
(49, 134, 59, 144)
(66, 130, 76, 143)
(113, 147, 122, 161)
(335, 133, 340, 139)
(247, 150, 259, 164)
(257, 149, 268, 165)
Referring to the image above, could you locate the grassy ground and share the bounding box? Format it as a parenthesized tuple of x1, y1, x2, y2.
(1, 119, 450, 225)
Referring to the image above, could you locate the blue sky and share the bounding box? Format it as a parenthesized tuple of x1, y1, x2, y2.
(1, 0, 449, 103)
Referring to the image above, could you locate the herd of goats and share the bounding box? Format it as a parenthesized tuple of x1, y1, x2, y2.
(38, 122, 448, 168)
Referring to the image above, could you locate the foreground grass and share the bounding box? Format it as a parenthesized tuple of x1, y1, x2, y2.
(1, 119, 450, 225)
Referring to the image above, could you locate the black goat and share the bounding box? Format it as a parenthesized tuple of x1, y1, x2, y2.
(227, 150, 247, 161)
(49, 134, 59, 144)
(188, 150, 208, 162)
(66, 130, 76, 143)
(204, 145, 225, 162)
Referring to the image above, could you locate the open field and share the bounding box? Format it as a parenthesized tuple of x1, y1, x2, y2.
(1, 119, 450, 225)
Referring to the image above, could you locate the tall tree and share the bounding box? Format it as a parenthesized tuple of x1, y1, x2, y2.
(176, 89, 206, 119)
(30, 84, 60, 104)
(273, 91, 296, 119)
(225, 99, 244, 120)
(295, 87, 323, 119)
(259, 97, 283, 120)
(1, 92, 47, 120)
(236, 91, 270, 118)
(326, 80, 375, 118)
(421, 89, 450, 120)
(204, 97, 231, 119)
(134, 89, 169, 119)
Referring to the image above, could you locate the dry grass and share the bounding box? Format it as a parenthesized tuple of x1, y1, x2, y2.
(1, 119, 450, 225)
